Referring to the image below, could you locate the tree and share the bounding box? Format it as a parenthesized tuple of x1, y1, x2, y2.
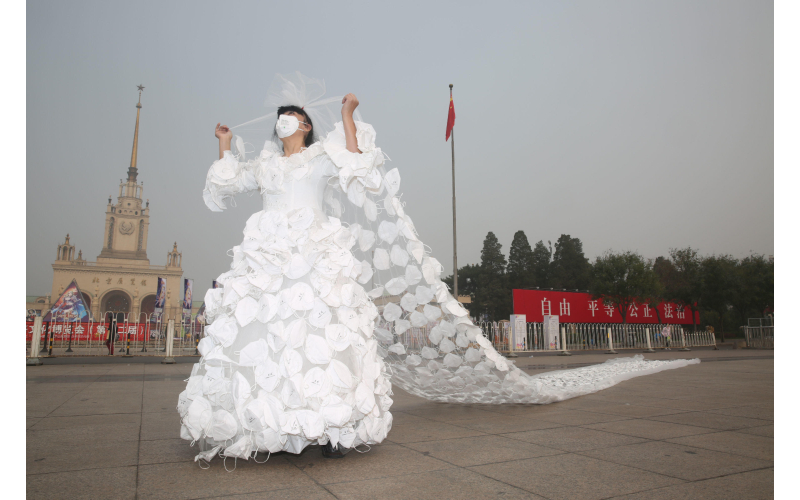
(667, 247, 702, 331)
(531, 240, 552, 288)
(443, 263, 481, 315)
(730, 254, 774, 326)
(700, 254, 737, 342)
(640, 262, 666, 326)
(650, 256, 676, 324)
(507, 231, 534, 290)
(472, 232, 510, 321)
(590, 251, 661, 325)
(549, 234, 591, 291)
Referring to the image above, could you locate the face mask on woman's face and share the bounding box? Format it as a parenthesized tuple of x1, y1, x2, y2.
(276, 114, 309, 139)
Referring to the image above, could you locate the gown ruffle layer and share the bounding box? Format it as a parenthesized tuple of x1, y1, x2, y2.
(179, 121, 699, 463)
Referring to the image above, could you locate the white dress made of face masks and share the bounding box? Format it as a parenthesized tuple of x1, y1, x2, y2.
(179, 120, 699, 462)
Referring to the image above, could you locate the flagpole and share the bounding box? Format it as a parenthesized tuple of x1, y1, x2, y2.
(449, 83, 458, 300)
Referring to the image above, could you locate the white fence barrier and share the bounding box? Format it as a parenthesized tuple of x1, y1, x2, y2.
(394, 321, 716, 355)
(27, 313, 717, 358)
(743, 326, 774, 349)
(25, 311, 204, 357)
(479, 322, 716, 352)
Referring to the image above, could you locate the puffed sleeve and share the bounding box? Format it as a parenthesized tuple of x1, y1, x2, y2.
(202, 150, 259, 212)
(321, 121, 385, 207)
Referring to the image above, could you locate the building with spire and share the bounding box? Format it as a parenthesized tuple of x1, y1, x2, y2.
(29, 87, 186, 321)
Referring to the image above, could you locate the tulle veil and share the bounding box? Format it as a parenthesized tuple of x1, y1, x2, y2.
(226, 72, 700, 405)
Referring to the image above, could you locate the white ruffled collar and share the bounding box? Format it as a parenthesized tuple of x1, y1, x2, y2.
(262, 141, 325, 170)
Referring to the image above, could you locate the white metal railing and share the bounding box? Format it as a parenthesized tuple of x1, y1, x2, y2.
(743, 325, 774, 349)
(27, 314, 717, 359)
(480, 322, 716, 352)
(26, 311, 205, 356)
(390, 321, 716, 356)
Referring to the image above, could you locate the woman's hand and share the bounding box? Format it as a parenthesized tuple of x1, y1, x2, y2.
(341, 93, 359, 117)
(215, 123, 233, 141)
(216, 123, 232, 159)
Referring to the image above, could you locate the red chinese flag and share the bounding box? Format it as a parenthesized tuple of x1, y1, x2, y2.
(445, 96, 456, 141)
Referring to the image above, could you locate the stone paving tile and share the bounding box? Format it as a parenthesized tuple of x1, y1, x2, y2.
(470, 453, 683, 500)
(580, 441, 772, 481)
(535, 409, 634, 426)
(737, 424, 774, 438)
(538, 396, 614, 411)
(50, 387, 144, 416)
(404, 434, 564, 467)
(26, 378, 93, 391)
(327, 467, 545, 500)
(387, 411, 439, 426)
(578, 393, 674, 407)
(27, 417, 42, 428)
(26, 389, 84, 417)
(202, 486, 338, 499)
(572, 403, 687, 419)
(646, 411, 768, 431)
(27, 465, 137, 500)
(667, 431, 773, 461)
(140, 411, 182, 441)
(606, 387, 698, 399)
(609, 468, 773, 499)
(638, 388, 730, 400)
(26, 413, 141, 447)
(136, 457, 317, 499)
(584, 417, 716, 440)
(143, 380, 185, 408)
(635, 397, 750, 411)
(705, 404, 774, 421)
(453, 414, 566, 434)
(472, 401, 569, 415)
(388, 390, 439, 412)
(285, 443, 454, 484)
(27, 433, 140, 474)
(144, 364, 192, 376)
(403, 405, 504, 422)
(503, 426, 649, 452)
(386, 420, 487, 444)
(139, 438, 196, 465)
(31, 412, 141, 435)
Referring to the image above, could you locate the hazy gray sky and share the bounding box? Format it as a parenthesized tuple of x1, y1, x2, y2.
(26, 0, 773, 297)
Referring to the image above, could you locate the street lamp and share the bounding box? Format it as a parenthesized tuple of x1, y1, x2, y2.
(65, 319, 75, 353)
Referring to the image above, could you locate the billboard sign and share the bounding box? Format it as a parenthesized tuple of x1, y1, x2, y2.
(154, 277, 167, 317)
(43, 279, 90, 322)
(182, 278, 193, 323)
(513, 289, 699, 325)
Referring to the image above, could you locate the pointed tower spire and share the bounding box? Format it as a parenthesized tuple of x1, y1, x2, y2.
(127, 85, 145, 182)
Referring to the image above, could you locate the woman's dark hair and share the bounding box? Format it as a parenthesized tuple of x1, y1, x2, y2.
(274, 105, 316, 147)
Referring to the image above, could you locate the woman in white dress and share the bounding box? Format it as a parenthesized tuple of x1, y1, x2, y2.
(178, 73, 698, 466)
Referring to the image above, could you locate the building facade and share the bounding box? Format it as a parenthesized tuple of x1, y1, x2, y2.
(28, 87, 188, 322)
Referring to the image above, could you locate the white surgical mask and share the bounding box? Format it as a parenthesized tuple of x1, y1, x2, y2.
(275, 114, 309, 138)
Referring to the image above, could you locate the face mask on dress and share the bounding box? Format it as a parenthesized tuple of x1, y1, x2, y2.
(275, 115, 309, 138)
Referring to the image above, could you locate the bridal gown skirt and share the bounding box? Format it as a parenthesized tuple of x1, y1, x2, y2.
(177, 120, 699, 464)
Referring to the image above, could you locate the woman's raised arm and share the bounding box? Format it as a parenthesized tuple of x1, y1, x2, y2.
(341, 94, 361, 154)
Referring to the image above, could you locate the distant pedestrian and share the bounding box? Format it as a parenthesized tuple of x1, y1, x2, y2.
(661, 325, 672, 350)
(105, 313, 117, 355)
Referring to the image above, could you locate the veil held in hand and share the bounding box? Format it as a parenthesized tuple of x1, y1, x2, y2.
(230, 72, 364, 160)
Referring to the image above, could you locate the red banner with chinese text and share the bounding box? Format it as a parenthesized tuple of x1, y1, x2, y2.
(25, 322, 165, 342)
(512, 290, 699, 324)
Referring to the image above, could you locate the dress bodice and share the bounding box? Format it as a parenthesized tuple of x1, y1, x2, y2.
(260, 153, 335, 214)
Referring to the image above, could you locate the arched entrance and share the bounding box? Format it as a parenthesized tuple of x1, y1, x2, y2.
(101, 290, 131, 314)
(139, 294, 157, 316)
(81, 292, 92, 310)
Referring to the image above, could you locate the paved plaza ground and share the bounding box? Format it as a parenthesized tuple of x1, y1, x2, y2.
(26, 349, 774, 499)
